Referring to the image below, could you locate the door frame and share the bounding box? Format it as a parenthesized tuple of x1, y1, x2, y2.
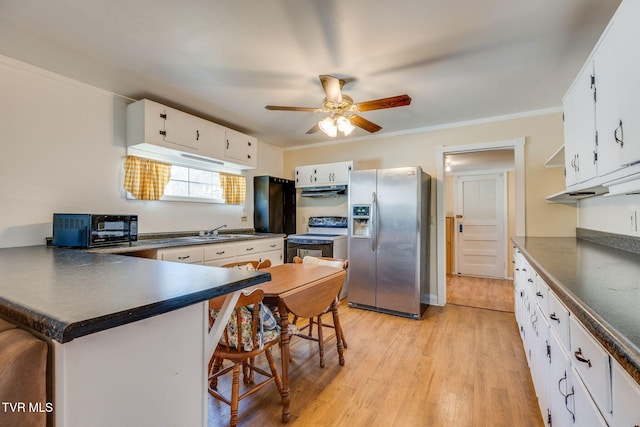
(435, 137, 525, 306)
(454, 171, 508, 278)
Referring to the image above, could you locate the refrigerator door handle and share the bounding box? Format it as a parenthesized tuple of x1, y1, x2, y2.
(372, 191, 377, 252)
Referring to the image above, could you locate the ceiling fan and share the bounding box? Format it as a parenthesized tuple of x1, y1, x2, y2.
(265, 75, 411, 137)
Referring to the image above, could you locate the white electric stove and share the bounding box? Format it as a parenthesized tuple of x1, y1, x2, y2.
(286, 216, 348, 263)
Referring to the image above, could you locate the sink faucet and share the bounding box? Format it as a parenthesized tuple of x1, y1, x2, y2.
(207, 224, 227, 236)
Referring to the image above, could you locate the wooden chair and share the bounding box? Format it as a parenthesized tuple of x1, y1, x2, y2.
(221, 259, 271, 270)
(207, 289, 284, 427)
(289, 257, 348, 367)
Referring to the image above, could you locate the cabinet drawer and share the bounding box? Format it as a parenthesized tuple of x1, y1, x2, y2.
(548, 291, 571, 352)
(612, 361, 640, 427)
(203, 243, 236, 261)
(569, 316, 611, 415)
(261, 238, 283, 252)
(235, 241, 260, 257)
(158, 246, 203, 264)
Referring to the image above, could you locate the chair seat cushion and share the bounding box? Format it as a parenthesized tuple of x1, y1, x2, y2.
(211, 304, 280, 351)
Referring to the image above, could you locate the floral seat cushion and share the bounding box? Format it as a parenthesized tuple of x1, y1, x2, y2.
(211, 303, 280, 351)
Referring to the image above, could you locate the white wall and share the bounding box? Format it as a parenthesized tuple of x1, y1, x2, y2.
(578, 194, 640, 236)
(0, 55, 283, 248)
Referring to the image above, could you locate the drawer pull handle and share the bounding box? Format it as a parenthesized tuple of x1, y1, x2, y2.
(549, 313, 560, 323)
(246, 247, 254, 251)
(270, 244, 277, 248)
(178, 255, 190, 260)
(536, 291, 543, 298)
(528, 278, 533, 283)
(216, 251, 226, 255)
(574, 348, 592, 367)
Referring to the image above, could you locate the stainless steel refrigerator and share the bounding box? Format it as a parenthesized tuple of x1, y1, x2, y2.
(347, 167, 430, 319)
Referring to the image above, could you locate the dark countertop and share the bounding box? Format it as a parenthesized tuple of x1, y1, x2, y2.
(0, 245, 270, 343)
(512, 236, 640, 384)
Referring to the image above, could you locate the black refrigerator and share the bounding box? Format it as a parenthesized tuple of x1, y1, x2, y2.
(253, 176, 296, 235)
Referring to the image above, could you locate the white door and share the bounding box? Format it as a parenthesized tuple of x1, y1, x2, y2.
(455, 173, 506, 278)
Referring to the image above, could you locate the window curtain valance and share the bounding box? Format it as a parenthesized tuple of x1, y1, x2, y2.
(220, 173, 246, 205)
(123, 155, 172, 200)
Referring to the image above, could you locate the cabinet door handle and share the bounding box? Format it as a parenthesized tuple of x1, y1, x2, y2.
(565, 385, 575, 422)
(615, 120, 624, 147)
(550, 313, 560, 323)
(574, 348, 592, 367)
(226, 140, 230, 149)
(196, 130, 200, 141)
(536, 291, 543, 299)
(558, 371, 568, 397)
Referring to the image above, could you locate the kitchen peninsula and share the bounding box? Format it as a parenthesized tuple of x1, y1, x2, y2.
(0, 245, 270, 426)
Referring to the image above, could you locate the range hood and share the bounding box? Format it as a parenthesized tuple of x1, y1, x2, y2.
(300, 185, 347, 197)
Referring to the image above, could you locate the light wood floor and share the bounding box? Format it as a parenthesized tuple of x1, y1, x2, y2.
(208, 277, 542, 427)
(447, 274, 515, 313)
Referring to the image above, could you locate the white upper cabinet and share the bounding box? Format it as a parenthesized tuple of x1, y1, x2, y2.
(314, 162, 352, 185)
(562, 0, 640, 190)
(294, 161, 353, 188)
(593, 22, 621, 177)
(162, 104, 225, 159)
(611, 0, 640, 168)
(126, 99, 256, 169)
(224, 128, 257, 168)
(563, 61, 597, 187)
(294, 164, 317, 187)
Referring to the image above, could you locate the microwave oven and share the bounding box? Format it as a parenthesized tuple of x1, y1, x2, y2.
(52, 214, 138, 247)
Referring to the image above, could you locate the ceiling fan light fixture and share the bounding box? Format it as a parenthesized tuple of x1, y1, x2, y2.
(336, 115, 355, 136)
(318, 116, 337, 137)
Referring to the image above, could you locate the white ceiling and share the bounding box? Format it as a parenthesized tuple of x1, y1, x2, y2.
(0, 0, 621, 148)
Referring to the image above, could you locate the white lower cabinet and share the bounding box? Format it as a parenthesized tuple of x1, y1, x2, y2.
(570, 367, 609, 427)
(235, 240, 261, 261)
(569, 315, 612, 417)
(532, 307, 550, 420)
(157, 237, 284, 267)
(203, 243, 236, 267)
(513, 250, 638, 427)
(260, 238, 284, 266)
(548, 330, 572, 427)
(612, 360, 640, 426)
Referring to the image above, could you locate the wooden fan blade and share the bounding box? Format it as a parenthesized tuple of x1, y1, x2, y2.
(349, 115, 382, 133)
(306, 123, 320, 134)
(355, 94, 412, 112)
(265, 105, 319, 112)
(319, 75, 344, 104)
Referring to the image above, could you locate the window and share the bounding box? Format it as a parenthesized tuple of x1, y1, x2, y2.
(162, 165, 225, 203)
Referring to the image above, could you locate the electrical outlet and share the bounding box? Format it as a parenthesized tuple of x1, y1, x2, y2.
(630, 210, 637, 232)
